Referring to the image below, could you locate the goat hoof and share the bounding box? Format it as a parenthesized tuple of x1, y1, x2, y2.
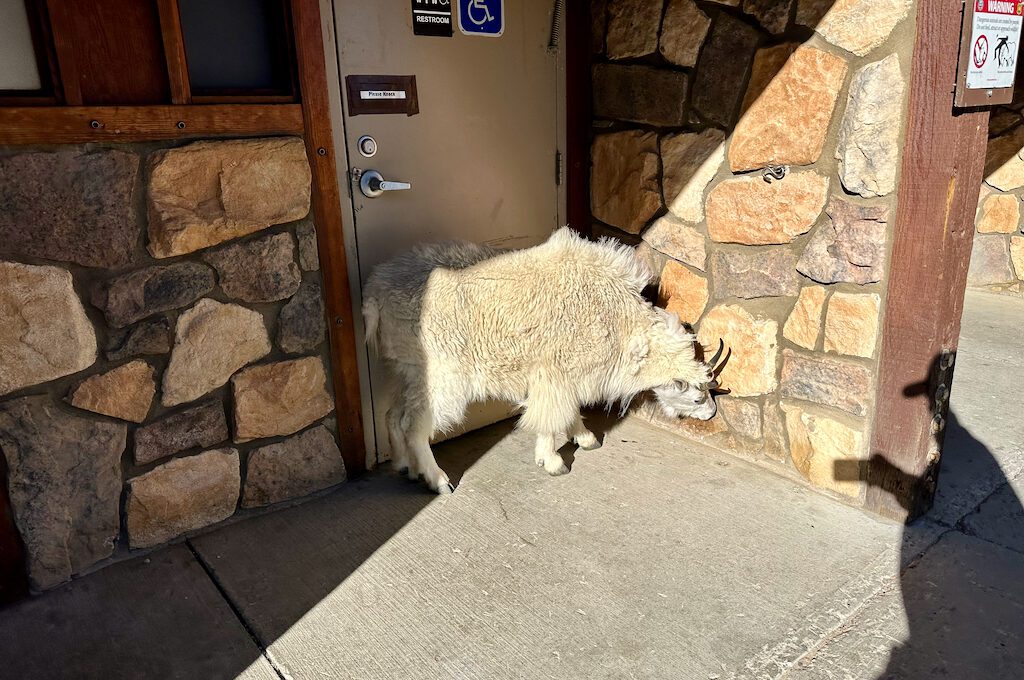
(546, 463, 570, 476)
(395, 465, 409, 475)
(435, 480, 455, 495)
(575, 433, 601, 450)
(536, 459, 545, 468)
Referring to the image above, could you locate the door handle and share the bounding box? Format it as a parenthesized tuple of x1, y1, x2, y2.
(359, 169, 411, 198)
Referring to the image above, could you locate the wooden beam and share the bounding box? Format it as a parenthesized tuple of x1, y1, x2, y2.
(566, 0, 592, 236)
(155, 0, 192, 104)
(45, 0, 171, 105)
(291, 0, 367, 474)
(45, 0, 83, 105)
(0, 104, 303, 144)
(865, 1, 990, 521)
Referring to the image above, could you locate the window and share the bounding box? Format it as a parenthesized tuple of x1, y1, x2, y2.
(0, 0, 297, 107)
(178, 0, 296, 100)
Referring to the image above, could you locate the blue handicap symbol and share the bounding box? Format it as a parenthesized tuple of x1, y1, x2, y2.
(458, 0, 504, 37)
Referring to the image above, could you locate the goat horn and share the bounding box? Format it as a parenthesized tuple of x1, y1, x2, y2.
(707, 339, 725, 367)
(708, 379, 720, 390)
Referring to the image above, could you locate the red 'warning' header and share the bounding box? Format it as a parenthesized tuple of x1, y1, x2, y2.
(978, 0, 1024, 16)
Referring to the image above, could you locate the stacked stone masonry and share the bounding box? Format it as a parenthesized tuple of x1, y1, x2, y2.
(969, 102, 1024, 294)
(592, 0, 914, 504)
(0, 137, 343, 591)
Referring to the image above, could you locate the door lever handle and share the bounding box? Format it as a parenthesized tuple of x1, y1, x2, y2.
(359, 169, 411, 198)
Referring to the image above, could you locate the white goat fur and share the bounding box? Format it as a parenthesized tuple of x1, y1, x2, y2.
(363, 227, 715, 491)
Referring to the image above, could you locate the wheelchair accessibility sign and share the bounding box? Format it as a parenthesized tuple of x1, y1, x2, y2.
(459, 0, 504, 37)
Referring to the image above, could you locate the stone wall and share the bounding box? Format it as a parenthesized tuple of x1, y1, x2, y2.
(0, 138, 345, 591)
(590, 0, 915, 504)
(970, 103, 1024, 294)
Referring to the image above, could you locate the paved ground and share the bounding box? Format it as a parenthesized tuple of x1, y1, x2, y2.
(0, 289, 1021, 679)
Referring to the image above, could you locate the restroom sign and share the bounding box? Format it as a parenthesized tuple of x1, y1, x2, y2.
(458, 0, 504, 37)
(967, 1, 1024, 88)
(412, 0, 452, 37)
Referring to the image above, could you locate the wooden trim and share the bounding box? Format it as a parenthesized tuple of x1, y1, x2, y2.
(156, 0, 192, 104)
(0, 94, 59, 107)
(0, 104, 303, 144)
(566, 0, 591, 236)
(865, 1, 990, 521)
(291, 0, 367, 474)
(45, 0, 82, 105)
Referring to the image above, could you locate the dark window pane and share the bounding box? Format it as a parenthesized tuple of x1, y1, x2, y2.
(178, 0, 293, 95)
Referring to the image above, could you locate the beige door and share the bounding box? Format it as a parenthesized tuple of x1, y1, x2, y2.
(329, 0, 564, 466)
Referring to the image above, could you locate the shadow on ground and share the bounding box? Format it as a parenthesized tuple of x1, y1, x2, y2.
(0, 424, 510, 680)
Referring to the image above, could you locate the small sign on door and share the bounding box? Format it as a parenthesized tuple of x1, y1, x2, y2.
(412, 0, 453, 37)
(956, 0, 1024, 106)
(458, 0, 504, 37)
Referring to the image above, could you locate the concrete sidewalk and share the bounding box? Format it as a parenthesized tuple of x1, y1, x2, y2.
(0, 289, 1021, 679)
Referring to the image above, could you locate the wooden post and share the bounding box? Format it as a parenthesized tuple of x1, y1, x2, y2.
(865, 1, 990, 521)
(291, 0, 367, 475)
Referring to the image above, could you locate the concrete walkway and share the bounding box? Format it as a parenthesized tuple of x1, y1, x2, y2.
(0, 289, 1021, 679)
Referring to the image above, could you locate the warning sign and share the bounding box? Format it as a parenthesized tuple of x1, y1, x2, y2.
(965, 0, 1024, 90)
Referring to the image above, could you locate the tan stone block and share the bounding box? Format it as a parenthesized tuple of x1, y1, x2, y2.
(977, 194, 1021, 234)
(659, 0, 711, 67)
(816, 0, 913, 57)
(126, 448, 240, 549)
(741, 43, 799, 115)
(984, 126, 1024, 191)
(1011, 237, 1024, 281)
(162, 298, 271, 407)
(0, 396, 124, 590)
(232, 356, 334, 443)
(824, 293, 880, 359)
(706, 171, 829, 245)
(729, 47, 848, 172)
(641, 215, 706, 271)
(70, 360, 155, 423)
(795, 0, 832, 27)
(783, 286, 827, 350)
(147, 138, 311, 258)
(605, 0, 662, 59)
(662, 129, 726, 224)
(658, 261, 709, 323)
(242, 426, 346, 508)
(780, 350, 872, 416)
(783, 403, 865, 498)
(968, 234, 1015, 285)
(0, 261, 96, 396)
(697, 305, 779, 397)
(717, 396, 762, 440)
(762, 398, 789, 462)
(836, 54, 905, 198)
(591, 131, 662, 234)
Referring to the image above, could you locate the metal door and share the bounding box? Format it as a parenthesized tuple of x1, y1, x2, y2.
(329, 0, 564, 466)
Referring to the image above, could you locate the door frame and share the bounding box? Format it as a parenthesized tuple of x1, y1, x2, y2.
(320, 0, 579, 468)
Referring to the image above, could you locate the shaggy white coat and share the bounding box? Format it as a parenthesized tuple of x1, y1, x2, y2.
(363, 227, 717, 492)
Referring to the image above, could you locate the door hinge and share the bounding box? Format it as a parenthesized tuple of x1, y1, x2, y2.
(555, 150, 563, 186)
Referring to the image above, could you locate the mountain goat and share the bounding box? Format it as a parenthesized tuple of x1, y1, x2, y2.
(363, 227, 724, 494)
